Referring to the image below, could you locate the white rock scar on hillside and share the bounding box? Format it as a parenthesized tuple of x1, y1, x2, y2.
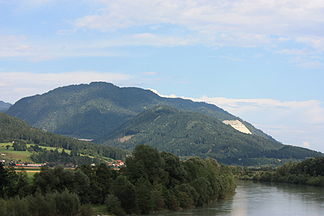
(222, 120, 252, 134)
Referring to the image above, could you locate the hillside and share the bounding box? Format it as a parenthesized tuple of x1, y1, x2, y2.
(0, 101, 11, 112)
(104, 106, 323, 165)
(0, 112, 125, 164)
(7, 82, 273, 142)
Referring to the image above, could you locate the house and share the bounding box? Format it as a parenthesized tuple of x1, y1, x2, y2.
(107, 160, 125, 169)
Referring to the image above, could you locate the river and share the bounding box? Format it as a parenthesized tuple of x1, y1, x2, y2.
(149, 181, 324, 216)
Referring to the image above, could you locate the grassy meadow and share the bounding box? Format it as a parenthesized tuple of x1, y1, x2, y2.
(0, 142, 72, 162)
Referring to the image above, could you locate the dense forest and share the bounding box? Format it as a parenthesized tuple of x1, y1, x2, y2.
(252, 157, 324, 186)
(0, 113, 126, 162)
(104, 106, 323, 166)
(7, 82, 271, 141)
(30, 148, 104, 166)
(0, 145, 236, 216)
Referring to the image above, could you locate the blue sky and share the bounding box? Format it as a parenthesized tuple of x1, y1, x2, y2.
(1, 0, 324, 152)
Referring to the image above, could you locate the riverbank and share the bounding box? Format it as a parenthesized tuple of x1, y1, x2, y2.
(145, 180, 324, 216)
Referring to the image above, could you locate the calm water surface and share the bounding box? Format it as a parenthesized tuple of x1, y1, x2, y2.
(150, 181, 324, 216)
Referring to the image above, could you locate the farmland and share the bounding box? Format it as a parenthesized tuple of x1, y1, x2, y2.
(0, 142, 71, 162)
(0, 142, 122, 174)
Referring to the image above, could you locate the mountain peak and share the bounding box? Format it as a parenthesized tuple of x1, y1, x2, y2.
(89, 81, 118, 88)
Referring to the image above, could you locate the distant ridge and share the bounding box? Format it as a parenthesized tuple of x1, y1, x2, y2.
(0, 101, 11, 112)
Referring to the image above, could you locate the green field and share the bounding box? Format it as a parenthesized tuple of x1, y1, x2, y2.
(0, 142, 71, 162)
(0, 143, 71, 153)
(0, 142, 113, 164)
(0, 143, 32, 162)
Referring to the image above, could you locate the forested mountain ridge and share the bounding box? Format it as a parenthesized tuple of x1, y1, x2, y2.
(104, 106, 323, 165)
(0, 112, 125, 161)
(7, 82, 273, 142)
(0, 101, 11, 112)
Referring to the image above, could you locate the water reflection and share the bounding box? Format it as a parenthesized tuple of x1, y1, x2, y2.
(148, 181, 324, 216)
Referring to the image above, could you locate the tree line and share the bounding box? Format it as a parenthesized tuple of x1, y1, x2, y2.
(0, 145, 236, 216)
(253, 157, 324, 186)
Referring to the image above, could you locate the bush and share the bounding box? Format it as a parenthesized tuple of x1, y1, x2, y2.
(105, 194, 126, 216)
(0, 191, 87, 216)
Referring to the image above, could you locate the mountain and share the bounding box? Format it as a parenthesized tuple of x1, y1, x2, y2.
(5, 82, 322, 166)
(0, 112, 125, 160)
(0, 101, 11, 112)
(104, 106, 323, 165)
(7, 82, 273, 142)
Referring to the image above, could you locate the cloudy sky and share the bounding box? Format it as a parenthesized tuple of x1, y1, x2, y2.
(1, 0, 324, 151)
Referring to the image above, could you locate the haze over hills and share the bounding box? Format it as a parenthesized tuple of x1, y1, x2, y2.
(0, 101, 11, 112)
(7, 82, 273, 141)
(104, 106, 323, 165)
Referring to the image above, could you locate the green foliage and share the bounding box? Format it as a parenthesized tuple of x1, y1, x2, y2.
(0, 145, 236, 215)
(52, 190, 81, 216)
(105, 106, 322, 165)
(33, 166, 91, 204)
(7, 82, 271, 142)
(123, 145, 236, 213)
(0, 191, 90, 216)
(0, 112, 126, 163)
(254, 157, 324, 186)
(105, 194, 126, 216)
(0, 164, 30, 198)
(111, 175, 136, 213)
(13, 143, 27, 151)
(30, 149, 103, 166)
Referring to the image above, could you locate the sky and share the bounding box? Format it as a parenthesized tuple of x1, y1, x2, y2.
(1, 0, 324, 152)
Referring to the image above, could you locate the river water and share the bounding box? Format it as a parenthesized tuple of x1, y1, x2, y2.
(150, 181, 324, 216)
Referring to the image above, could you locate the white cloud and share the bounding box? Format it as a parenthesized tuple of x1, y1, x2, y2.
(143, 72, 158, 76)
(75, 0, 324, 49)
(3, 0, 324, 63)
(0, 32, 194, 60)
(296, 36, 324, 51)
(8, 0, 54, 8)
(0, 35, 33, 58)
(0, 34, 126, 61)
(194, 97, 324, 124)
(303, 141, 311, 148)
(0, 71, 132, 103)
(2, 0, 324, 66)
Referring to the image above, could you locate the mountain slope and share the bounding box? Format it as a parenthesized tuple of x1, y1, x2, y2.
(0, 101, 11, 112)
(104, 106, 323, 165)
(7, 82, 273, 142)
(0, 113, 125, 160)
